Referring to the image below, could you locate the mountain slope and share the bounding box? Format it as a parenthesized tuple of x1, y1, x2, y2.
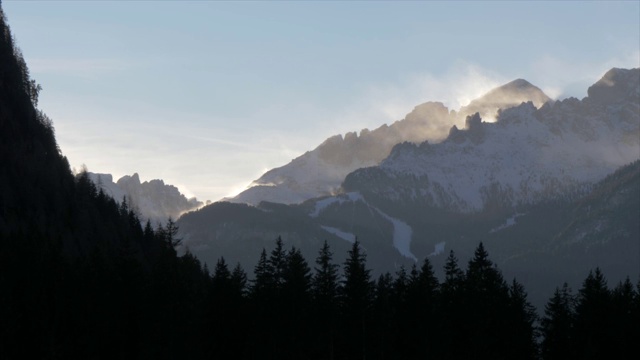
(231, 80, 552, 205)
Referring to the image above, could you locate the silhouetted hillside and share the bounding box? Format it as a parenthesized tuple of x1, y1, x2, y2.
(0, 9, 208, 358)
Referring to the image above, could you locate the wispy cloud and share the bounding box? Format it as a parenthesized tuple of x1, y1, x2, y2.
(529, 50, 640, 99)
(29, 58, 129, 79)
(318, 62, 507, 141)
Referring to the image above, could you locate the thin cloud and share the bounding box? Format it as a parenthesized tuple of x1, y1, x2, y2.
(529, 50, 640, 99)
(323, 61, 507, 141)
(29, 58, 129, 79)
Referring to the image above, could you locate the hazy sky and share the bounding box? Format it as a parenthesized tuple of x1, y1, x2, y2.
(3, 1, 639, 202)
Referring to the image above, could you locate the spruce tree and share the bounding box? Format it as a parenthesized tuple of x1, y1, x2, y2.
(372, 272, 395, 359)
(340, 240, 372, 360)
(251, 248, 273, 298)
(573, 268, 612, 360)
(230, 262, 247, 299)
(249, 248, 275, 359)
(541, 283, 575, 360)
(312, 240, 340, 360)
(407, 258, 440, 358)
(442, 250, 465, 295)
(611, 278, 636, 352)
(464, 243, 510, 359)
(269, 236, 287, 289)
(439, 250, 466, 359)
(281, 247, 312, 359)
(212, 257, 231, 291)
(506, 279, 538, 360)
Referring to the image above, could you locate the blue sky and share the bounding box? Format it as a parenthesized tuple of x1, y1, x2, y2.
(3, 1, 639, 201)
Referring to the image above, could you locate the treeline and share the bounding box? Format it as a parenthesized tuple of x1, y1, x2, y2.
(195, 236, 640, 360)
(7, 176, 639, 360)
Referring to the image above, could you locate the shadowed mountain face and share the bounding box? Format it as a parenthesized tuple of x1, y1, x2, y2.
(231, 80, 553, 206)
(180, 68, 640, 309)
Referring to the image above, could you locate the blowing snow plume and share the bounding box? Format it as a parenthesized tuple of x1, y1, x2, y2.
(458, 78, 551, 122)
(230, 77, 554, 206)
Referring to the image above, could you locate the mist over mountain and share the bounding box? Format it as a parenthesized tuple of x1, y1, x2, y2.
(457, 78, 551, 121)
(87, 172, 202, 224)
(231, 79, 553, 205)
(344, 68, 639, 212)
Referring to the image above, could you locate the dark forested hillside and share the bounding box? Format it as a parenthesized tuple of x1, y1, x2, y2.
(0, 9, 206, 358)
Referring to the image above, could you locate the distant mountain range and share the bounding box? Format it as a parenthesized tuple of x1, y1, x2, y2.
(88, 172, 202, 225)
(230, 78, 551, 205)
(178, 67, 640, 309)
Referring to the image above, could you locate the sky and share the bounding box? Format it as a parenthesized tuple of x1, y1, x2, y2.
(2, 1, 639, 202)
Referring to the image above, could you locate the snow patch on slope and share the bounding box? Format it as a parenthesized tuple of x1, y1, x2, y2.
(428, 241, 446, 257)
(321, 226, 356, 243)
(311, 192, 417, 261)
(310, 192, 364, 217)
(490, 213, 526, 233)
(371, 208, 417, 261)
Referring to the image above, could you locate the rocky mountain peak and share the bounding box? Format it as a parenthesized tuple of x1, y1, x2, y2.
(404, 101, 450, 123)
(587, 67, 640, 105)
(459, 78, 551, 120)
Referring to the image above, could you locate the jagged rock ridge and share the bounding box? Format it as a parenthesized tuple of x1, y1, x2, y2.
(88, 172, 202, 224)
(342, 68, 640, 212)
(231, 79, 553, 205)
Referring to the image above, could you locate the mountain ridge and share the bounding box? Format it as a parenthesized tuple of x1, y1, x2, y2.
(231, 77, 554, 205)
(342, 68, 639, 212)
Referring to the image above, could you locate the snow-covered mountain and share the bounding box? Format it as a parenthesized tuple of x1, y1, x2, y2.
(88, 172, 202, 224)
(342, 68, 640, 212)
(231, 80, 551, 205)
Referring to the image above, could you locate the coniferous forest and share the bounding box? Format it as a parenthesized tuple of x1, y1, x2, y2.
(0, 7, 638, 360)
